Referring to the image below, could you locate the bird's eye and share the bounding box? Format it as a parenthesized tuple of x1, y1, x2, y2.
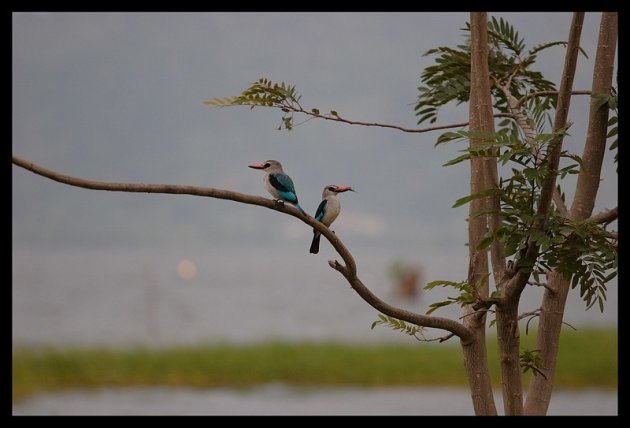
(328, 186, 337, 191)
(264, 163, 271, 168)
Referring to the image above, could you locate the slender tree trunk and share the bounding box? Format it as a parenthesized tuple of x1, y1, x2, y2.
(524, 12, 617, 415)
(462, 313, 497, 415)
(523, 271, 570, 414)
(461, 12, 498, 416)
(535, 12, 585, 224)
(495, 299, 523, 414)
(570, 11, 618, 222)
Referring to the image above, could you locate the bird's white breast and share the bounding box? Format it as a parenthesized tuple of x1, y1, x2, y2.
(264, 174, 281, 199)
(321, 196, 341, 227)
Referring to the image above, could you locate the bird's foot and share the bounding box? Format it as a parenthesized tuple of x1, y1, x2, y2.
(275, 199, 285, 206)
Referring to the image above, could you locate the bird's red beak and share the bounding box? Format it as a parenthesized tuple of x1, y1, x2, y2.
(336, 186, 355, 193)
(248, 163, 265, 170)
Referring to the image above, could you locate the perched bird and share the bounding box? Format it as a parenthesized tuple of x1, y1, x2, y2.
(248, 160, 306, 215)
(310, 185, 354, 254)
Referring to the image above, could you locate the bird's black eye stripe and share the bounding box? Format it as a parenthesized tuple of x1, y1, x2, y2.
(328, 186, 337, 191)
(264, 162, 271, 168)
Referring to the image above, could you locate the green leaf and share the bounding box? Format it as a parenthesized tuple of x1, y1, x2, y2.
(442, 153, 472, 167)
(528, 40, 568, 56)
(452, 188, 502, 208)
(203, 96, 240, 108)
(311, 108, 320, 115)
(476, 232, 495, 251)
(435, 131, 468, 147)
(330, 110, 338, 116)
(424, 280, 466, 290)
(425, 300, 455, 315)
(592, 93, 611, 110)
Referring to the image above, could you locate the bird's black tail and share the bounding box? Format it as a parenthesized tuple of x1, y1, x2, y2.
(309, 232, 321, 254)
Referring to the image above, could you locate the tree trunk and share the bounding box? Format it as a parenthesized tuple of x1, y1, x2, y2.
(495, 299, 523, 414)
(524, 12, 617, 415)
(523, 271, 570, 414)
(461, 316, 497, 415)
(570, 11, 618, 222)
(534, 12, 585, 224)
(461, 12, 498, 416)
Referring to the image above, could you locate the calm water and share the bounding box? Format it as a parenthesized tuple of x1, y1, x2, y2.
(12, 245, 617, 347)
(12, 385, 617, 416)
(13, 246, 618, 416)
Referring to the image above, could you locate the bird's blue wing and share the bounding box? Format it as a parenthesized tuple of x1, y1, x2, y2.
(314, 199, 328, 222)
(269, 173, 298, 203)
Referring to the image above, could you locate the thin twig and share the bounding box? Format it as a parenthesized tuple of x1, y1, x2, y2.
(417, 332, 456, 343)
(528, 280, 555, 293)
(286, 105, 513, 134)
(518, 308, 542, 321)
(515, 90, 592, 108)
(525, 315, 539, 335)
(561, 321, 578, 331)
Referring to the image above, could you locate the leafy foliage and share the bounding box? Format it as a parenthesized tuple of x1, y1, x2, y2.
(436, 123, 616, 311)
(370, 314, 423, 340)
(415, 16, 576, 125)
(423, 279, 474, 315)
(421, 17, 616, 314)
(593, 88, 618, 167)
(205, 77, 304, 130)
(548, 220, 618, 312)
(422, 275, 496, 315)
(204, 77, 349, 132)
(520, 348, 547, 378)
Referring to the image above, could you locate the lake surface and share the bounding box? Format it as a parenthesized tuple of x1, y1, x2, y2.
(12, 385, 617, 416)
(12, 246, 618, 416)
(12, 245, 617, 347)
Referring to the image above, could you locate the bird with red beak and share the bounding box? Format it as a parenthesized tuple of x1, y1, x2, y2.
(310, 184, 354, 254)
(248, 160, 307, 215)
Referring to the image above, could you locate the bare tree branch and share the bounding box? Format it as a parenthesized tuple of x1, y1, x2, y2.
(518, 308, 542, 335)
(280, 104, 513, 134)
(515, 90, 592, 108)
(538, 13, 585, 222)
(587, 207, 618, 224)
(518, 308, 541, 321)
(418, 332, 456, 343)
(12, 155, 475, 344)
(527, 280, 555, 293)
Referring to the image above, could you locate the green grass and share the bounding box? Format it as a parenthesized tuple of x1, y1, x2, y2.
(13, 328, 616, 402)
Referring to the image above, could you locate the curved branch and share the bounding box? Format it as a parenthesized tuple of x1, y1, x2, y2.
(12, 155, 475, 344)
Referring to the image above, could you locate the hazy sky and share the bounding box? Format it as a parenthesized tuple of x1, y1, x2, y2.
(12, 13, 618, 332)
